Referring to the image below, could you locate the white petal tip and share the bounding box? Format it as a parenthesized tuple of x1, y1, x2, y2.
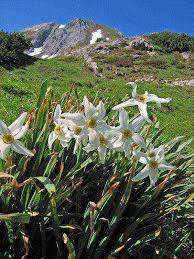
(126, 82, 136, 86)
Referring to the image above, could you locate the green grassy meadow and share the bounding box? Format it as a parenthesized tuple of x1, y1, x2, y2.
(0, 56, 193, 145)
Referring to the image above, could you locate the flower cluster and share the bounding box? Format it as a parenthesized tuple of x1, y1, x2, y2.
(48, 83, 175, 185)
(0, 83, 175, 186)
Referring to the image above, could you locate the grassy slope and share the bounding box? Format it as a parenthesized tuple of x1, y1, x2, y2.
(91, 46, 194, 81)
(0, 56, 193, 145)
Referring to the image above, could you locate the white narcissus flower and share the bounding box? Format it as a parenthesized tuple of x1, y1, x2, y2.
(0, 112, 33, 159)
(67, 121, 89, 153)
(48, 105, 72, 150)
(113, 109, 145, 158)
(112, 82, 171, 121)
(61, 96, 109, 151)
(84, 130, 116, 163)
(133, 145, 176, 186)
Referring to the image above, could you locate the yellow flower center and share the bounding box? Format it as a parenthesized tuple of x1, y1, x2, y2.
(86, 118, 97, 129)
(137, 95, 148, 103)
(54, 125, 63, 136)
(148, 151, 155, 158)
(2, 134, 14, 144)
(74, 127, 82, 135)
(99, 134, 108, 147)
(122, 128, 133, 140)
(149, 160, 159, 169)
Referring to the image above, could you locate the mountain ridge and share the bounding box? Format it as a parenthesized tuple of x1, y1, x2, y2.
(22, 18, 123, 58)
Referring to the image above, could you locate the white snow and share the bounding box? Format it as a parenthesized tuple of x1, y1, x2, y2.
(48, 54, 58, 59)
(34, 28, 39, 32)
(59, 24, 65, 29)
(41, 55, 49, 59)
(90, 29, 103, 44)
(28, 47, 43, 56)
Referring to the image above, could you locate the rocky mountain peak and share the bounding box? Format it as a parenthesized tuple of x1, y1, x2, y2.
(22, 19, 123, 59)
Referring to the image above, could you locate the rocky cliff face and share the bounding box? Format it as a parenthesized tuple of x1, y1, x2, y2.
(22, 19, 123, 58)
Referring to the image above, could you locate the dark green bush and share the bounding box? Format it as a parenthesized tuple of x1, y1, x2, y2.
(149, 32, 194, 53)
(0, 31, 32, 69)
(96, 37, 104, 43)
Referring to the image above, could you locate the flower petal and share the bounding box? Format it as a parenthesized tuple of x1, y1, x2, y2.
(158, 162, 176, 171)
(132, 165, 149, 182)
(83, 96, 97, 118)
(88, 129, 99, 146)
(48, 132, 57, 150)
(112, 99, 137, 110)
(97, 121, 110, 132)
(12, 140, 34, 156)
(61, 113, 85, 126)
(73, 136, 84, 153)
(9, 113, 27, 133)
(147, 94, 172, 104)
(134, 151, 148, 164)
(149, 168, 159, 186)
(126, 81, 137, 97)
(0, 139, 11, 159)
(113, 135, 123, 149)
(131, 83, 137, 98)
(0, 120, 9, 134)
(14, 123, 29, 139)
(97, 101, 106, 119)
(58, 129, 72, 143)
(132, 133, 145, 148)
(137, 102, 150, 121)
(155, 145, 165, 161)
(60, 140, 69, 148)
(84, 143, 96, 153)
(130, 115, 146, 132)
(123, 141, 132, 158)
(54, 104, 62, 121)
(119, 109, 128, 128)
(98, 146, 107, 163)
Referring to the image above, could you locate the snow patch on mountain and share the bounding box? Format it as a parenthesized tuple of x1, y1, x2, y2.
(90, 29, 102, 44)
(28, 47, 43, 56)
(41, 54, 49, 59)
(59, 24, 65, 29)
(48, 54, 58, 59)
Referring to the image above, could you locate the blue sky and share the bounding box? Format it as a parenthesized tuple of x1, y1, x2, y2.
(0, 0, 193, 36)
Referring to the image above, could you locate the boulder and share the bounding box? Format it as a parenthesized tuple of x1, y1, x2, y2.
(129, 37, 153, 51)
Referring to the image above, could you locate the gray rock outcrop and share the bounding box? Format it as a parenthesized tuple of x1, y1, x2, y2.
(22, 19, 123, 58)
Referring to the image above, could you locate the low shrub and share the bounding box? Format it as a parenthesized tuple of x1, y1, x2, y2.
(0, 31, 32, 69)
(0, 82, 193, 258)
(149, 32, 194, 53)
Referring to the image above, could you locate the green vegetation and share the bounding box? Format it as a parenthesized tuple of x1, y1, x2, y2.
(88, 20, 122, 40)
(0, 56, 193, 145)
(91, 45, 194, 80)
(0, 82, 193, 258)
(0, 31, 32, 69)
(149, 32, 194, 53)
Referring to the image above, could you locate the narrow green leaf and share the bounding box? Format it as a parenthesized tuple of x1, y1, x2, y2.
(33, 176, 56, 194)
